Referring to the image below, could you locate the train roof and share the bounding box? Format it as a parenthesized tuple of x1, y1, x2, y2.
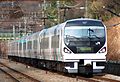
(10, 18, 103, 43)
(66, 18, 102, 22)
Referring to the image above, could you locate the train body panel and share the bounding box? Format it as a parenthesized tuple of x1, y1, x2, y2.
(8, 18, 107, 74)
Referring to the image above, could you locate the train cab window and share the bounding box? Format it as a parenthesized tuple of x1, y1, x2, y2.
(64, 20, 105, 53)
(65, 20, 104, 27)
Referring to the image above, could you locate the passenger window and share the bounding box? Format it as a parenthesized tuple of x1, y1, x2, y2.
(33, 40, 37, 49)
(40, 30, 49, 49)
(28, 41, 32, 49)
(51, 29, 59, 48)
(52, 35, 59, 48)
(23, 42, 26, 50)
(19, 43, 22, 50)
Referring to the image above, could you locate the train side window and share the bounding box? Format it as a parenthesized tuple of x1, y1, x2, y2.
(40, 29, 49, 49)
(16, 43, 18, 51)
(56, 35, 60, 48)
(51, 28, 59, 48)
(28, 41, 32, 49)
(41, 37, 49, 49)
(23, 42, 26, 50)
(44, 37, 49, 48)
(54, 35, 59, 48)
(40, 38, 44, 49)
(19, 43, 22, 50)
(51, 36, 55, 48)
(33, 40, 37, 49)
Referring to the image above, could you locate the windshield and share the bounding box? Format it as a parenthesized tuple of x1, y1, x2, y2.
(64, 26, 105, 53)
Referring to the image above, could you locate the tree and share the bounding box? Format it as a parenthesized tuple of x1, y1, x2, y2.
(88, 0, 120, 21)
(44, 0, 74, 27)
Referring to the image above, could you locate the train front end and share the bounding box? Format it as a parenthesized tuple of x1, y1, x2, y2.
(62, 19, 107, 74)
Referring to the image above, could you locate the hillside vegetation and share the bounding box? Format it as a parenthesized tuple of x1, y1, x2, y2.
(44, 0, 120, 26)
(105, 17, 120, 61)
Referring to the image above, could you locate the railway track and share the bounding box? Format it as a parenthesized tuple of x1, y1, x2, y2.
(57, 72, 120, 82)
(0, 60, 120, 82)
(91, 76, 120, 82)
(75, 75, 120, 82)
(41, 68, 120, 82)
(0, 67, 19, 82)
(0, 62, 41, 82)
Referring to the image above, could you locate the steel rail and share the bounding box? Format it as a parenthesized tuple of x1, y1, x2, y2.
(93, 76, 120, 82)
(0, 62, 41, 82)
(0, 67, 20, 82)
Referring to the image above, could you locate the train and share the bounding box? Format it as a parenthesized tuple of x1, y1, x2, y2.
(8, 18, 107, 75)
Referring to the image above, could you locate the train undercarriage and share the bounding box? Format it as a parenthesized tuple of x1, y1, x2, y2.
(8, 56, 105, 76)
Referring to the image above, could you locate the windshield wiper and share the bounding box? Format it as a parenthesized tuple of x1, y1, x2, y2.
(87, 28, 100, 40)
(90, 35, 100, 39)
(65, 35, 79, 39)
(88, 28, 94, 32)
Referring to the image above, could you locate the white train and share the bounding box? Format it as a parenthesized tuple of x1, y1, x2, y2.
(8, 18, 107, 75)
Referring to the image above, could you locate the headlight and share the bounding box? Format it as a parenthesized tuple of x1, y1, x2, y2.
(64, 47, 71, 53)
(99, 47, 106, 53)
